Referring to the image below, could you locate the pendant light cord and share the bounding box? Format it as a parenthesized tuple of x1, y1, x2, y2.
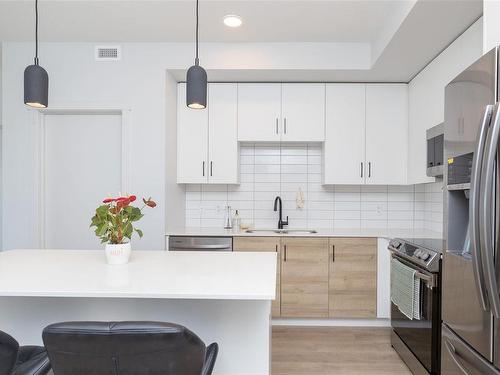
(195, 0, 199, 65)
(34, 0, 39, 65)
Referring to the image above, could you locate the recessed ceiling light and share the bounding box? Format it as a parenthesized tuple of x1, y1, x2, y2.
(223, 15, 242, 28)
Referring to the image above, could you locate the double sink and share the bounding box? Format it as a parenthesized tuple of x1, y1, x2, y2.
(245, 229, 317, 234)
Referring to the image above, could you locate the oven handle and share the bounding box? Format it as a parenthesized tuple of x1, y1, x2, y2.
(415, 271, 436, 289)
(445, 340, 473, 375)
(389, 252, 436, 289)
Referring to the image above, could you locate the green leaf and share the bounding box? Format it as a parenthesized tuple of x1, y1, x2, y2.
(135, 228, 143, 238)
(123, 222, 133, 238)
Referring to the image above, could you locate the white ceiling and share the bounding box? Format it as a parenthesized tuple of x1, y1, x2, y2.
(0, 0, 483, 82)
(0, 0, 420, 43)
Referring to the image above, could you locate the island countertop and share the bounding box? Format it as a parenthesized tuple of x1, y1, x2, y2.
(0, 249, 277, 300)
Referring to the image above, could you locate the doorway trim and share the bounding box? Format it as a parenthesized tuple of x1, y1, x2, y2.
(32, 107, 132, 249)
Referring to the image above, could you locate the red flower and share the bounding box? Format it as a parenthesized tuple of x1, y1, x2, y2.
(143, 198, 157, 208)
(129, 195, 137, 202)
(103, 198, 116, 204)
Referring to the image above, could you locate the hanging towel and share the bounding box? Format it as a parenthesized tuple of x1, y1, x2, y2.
(391, 258, 421, 320)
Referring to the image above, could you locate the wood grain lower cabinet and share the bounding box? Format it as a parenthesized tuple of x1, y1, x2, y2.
(233, 237, 281, 317)
(281, 238, 329, 318)
(328, 237, 377, 318)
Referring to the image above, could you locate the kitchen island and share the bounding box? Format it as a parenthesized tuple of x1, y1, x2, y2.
(0, 249, 277, 375)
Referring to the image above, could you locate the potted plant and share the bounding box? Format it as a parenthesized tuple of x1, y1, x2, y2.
(90, 195, 156, 265)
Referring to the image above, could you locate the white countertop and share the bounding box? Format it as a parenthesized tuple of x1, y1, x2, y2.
(166, 227, 443, 239)
(0, 250, 277, 300)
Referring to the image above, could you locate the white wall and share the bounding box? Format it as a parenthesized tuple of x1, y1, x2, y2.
(2, 43, 174, 250)
(484, 0, 500, 52)
(165, 71, 185, 232)
(408, 18, 483, 184)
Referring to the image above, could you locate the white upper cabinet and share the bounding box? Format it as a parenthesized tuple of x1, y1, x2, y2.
(324, 84, 366, 184)
(237, 83, 281, 142)
(177, 83, 209, 183)
(208, 83, 239, 184)
(365, 84, 408, 185)
(281, 83, 325, 142)
(177, 83, 239, 184)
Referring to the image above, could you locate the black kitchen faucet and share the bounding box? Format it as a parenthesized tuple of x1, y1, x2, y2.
(273, 196, 289, 229)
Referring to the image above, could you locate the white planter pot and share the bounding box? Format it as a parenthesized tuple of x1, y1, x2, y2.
(105, 242, 131, 265)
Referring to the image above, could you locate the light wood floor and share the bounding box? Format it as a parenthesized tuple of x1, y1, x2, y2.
(272, 326, 412, 375)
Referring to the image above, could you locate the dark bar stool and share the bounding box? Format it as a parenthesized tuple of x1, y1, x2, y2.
(0, 330, 51, 375)
(42, 321, 218, 375)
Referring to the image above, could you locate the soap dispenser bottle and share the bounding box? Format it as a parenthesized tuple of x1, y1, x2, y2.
(224, 205, 233, 229)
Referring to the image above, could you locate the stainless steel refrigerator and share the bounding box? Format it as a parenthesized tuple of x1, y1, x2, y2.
(442, 46, 500, 374)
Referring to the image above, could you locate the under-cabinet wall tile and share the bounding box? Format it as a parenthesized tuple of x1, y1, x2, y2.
(185, 143, 444, 232)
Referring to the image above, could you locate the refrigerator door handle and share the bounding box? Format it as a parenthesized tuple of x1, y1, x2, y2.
(470, 105, 495, 311)
(445, 340, 473, 375)
(480, 102, 500, 318)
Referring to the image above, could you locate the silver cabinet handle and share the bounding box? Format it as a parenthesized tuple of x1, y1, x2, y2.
(480, 103, 500, 318)
(368, 162, 371, 178)
(276, 118, 279, 134)
(210, 161, 213, 177)
(445, 340, 472, 375)
(284, 118, 287, 134)
(470, 105, 494, 310)
(202, 161, 205, 177)
(360, 162, 363, 178)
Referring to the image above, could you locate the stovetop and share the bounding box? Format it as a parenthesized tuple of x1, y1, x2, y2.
(388, 237, 443, 273)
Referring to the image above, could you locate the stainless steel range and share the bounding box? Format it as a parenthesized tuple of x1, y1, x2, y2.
(389, 237, 443, 375)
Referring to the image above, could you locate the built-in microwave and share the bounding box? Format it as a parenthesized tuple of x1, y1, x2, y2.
(427, 123, 444, 177)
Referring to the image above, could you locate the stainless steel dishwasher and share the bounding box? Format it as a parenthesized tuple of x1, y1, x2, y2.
(168, 236, 233, 252)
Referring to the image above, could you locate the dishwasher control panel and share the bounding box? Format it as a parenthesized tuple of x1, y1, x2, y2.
(168, 236, 233, 252)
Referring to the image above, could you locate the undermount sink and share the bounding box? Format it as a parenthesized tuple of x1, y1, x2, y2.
(245, 229, 317, 234)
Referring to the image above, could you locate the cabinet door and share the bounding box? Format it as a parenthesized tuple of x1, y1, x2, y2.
(208, 83, 239, 184)
(281, 83, 325, 142)
(281, 238, 329, 317)
(329, 237, 377, 318)
(237, 83, 281, 142)
(233, 237, 281, 317)
(365, 84, 408, 184)
(177, 83, 208, 183)
(324, 84, 366, 184)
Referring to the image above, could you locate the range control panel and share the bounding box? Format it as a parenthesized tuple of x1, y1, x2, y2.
(388, 238, 441, 273)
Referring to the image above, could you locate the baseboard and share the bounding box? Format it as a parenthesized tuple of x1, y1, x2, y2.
(271, 318, 391, 327)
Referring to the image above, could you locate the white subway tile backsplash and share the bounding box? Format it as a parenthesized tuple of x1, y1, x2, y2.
(184, 143, 444, 234)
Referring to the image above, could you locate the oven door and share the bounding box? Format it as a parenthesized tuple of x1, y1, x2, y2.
(391, 255, 440, 374)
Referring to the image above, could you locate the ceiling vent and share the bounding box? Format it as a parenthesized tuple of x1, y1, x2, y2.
(95, 46, 121, 61)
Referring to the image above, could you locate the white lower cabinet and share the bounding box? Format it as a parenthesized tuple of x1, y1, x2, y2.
(177, 83, 239, 184)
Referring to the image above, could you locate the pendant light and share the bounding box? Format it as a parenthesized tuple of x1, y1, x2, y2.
(186, 0, 207, 109)
(24, 0, 48, 108)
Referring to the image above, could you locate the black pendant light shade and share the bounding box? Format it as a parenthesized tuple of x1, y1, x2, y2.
(24, 0, 48, 108)
(24, 63, 48, 108)
(187, 61, 207, 109)
(186, 0, 207, 109)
